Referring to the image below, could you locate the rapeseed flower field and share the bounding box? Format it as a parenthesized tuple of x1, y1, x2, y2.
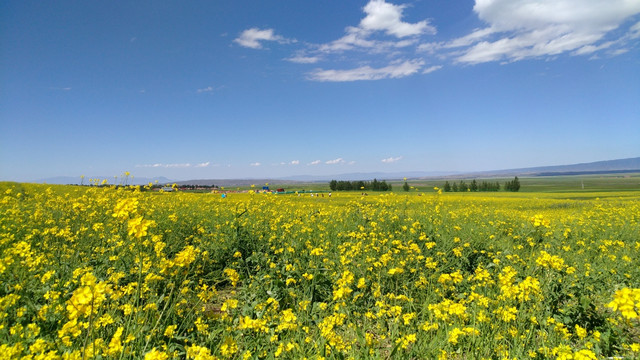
(1, 182, 639, 359)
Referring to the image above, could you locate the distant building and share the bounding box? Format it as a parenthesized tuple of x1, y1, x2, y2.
(161, 186, 174, 192)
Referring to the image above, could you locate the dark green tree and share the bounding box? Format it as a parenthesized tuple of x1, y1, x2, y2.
(504, 176, 520, 192)
(372, 178, 380, 190)
(403, 181, 410, 192)
(443, 181, 451, 192)
(459, 180, 468, 192)
(470, 179, 478, 192)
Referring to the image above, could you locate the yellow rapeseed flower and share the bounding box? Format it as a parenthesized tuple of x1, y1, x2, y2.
(144, 347, 169, 360)
(607, 288, 640, 319)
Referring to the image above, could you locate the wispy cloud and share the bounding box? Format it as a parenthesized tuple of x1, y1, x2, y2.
(630, 21, 640, 38)
(326, 158, 346, 165)
(234, 28, 292, 49)
(422, 65, 442, 74)
(308, 160, 321, 166)
(285, 55, 321, 64)
(135, 162, 213, 168)
(276, 160, 300, 166)
(250, 162, 261, 167)
(609, 48, 629, 56)
(309, 59, 424, 82)
(136, 163, 192, 168)
(381, 156, 403, 163)
(197, 86, 214, 93)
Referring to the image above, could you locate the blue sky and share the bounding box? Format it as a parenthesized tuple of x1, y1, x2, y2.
(1, 0, 639, 182)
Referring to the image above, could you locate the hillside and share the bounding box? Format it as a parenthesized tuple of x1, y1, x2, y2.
(432, 157, 640, 179)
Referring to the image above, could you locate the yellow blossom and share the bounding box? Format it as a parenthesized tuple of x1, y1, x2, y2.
(607, 287, 640, 319)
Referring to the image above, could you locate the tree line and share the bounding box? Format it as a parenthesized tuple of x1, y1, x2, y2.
(443, 177, 520, 192)
(329, 179, 392, 191)
(176, 184, 219, 190)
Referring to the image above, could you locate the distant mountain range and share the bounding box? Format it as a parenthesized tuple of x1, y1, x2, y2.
(32, 157, 640, 185)
(444, 157, 640, 179)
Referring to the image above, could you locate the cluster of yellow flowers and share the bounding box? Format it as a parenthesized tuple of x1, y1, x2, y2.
(608, 287, 640, 320)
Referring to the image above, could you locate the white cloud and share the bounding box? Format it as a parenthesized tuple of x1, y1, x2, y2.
(236, 1, 438, 82)
(234, 28, 290, 49)
(136, 161, 212, 168)
(416, 41, 443, 53)
(308, 160, 321, 165)
(360, 0, 436, 38)
(320, 29, 420, 53)
(422, 65, 442, 74)
(444, 28, 496, 49)
(381, 156, 403, 163)
(308, 59, 424, 82)
(250, 162, 261, 167)
(326, 158, 346, 165)
(450, 0, 640, 63)
(197, 86, 213, 93)
(573, 41, 615, 55)
(136, 163, 191, 168)
(609, 48, 629, 55)
(630, 21, 640, 38)
(319, 27, 377, 52)
(319, 0, 435, 53)
(286, 55, 321, 64)
(275, 160, 300, 166)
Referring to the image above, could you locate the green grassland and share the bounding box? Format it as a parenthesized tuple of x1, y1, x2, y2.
(393, 173, 640, 194)
(213, 172, 640, 195)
